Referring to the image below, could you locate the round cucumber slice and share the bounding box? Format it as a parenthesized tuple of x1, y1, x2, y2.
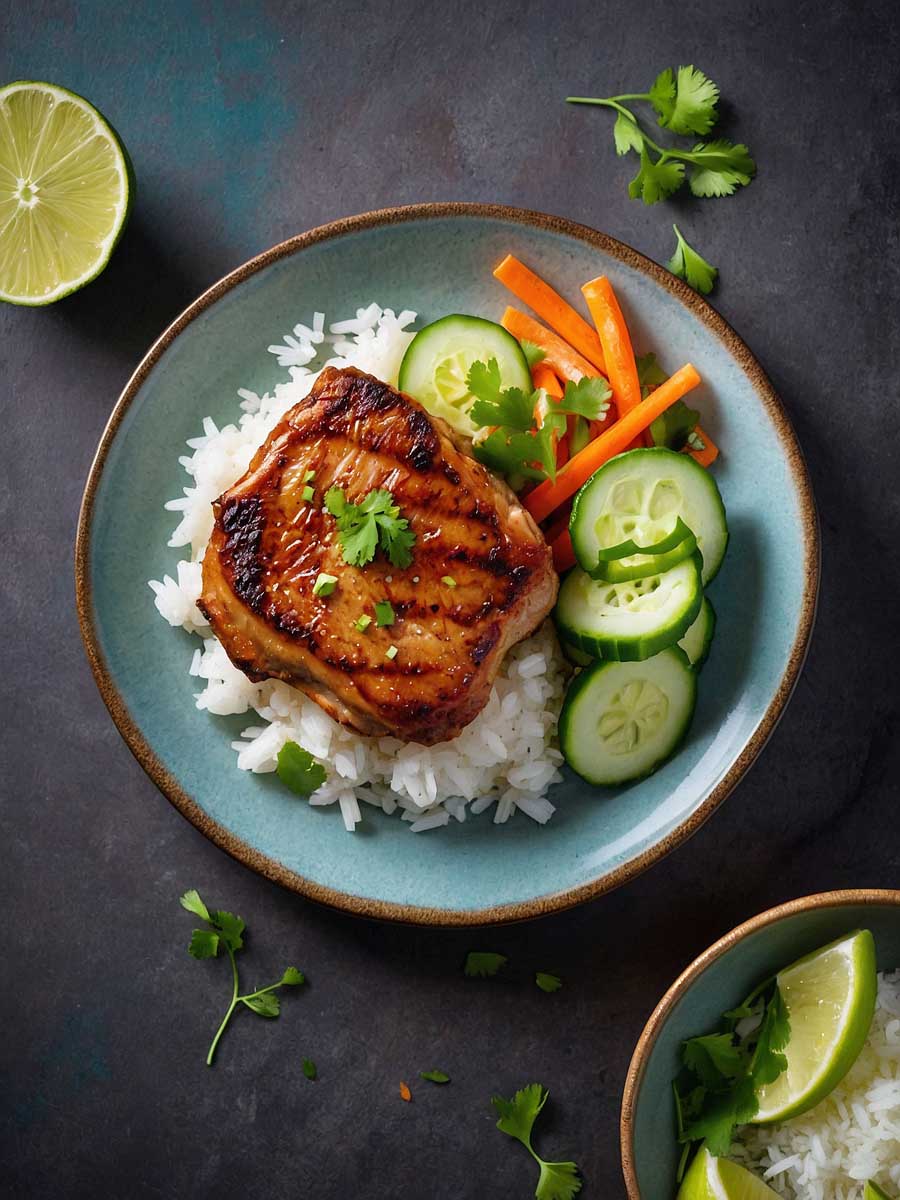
(398, 314, 531, 438)
(559, 647, 697, 786)
(678, 596, 716, 670)
(570, 447, 728, 585)
(555, 554, 703, 662)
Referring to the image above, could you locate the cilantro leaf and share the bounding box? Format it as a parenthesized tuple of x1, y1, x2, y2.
(467, 356, 504, 404)
(325, 487, 416, 569)
(188, 928, 220, 959)
(420, 1069, 450, 1083)
(628, 145, 685, 204)
(180, 889, 211, 921)
(686, 139, 756, 197)
(613, 111, 644, 156)
(520, 339, 547, 369)
(650, 398, 702, 451)
(651, 65, 719, 136)
(464, 951, 508, 978)
(180, 891, 307, 1065)
(212, 910, 245, 952)
(636, 352, 669, 398)
(470, 385, 536, 432)
(474, 428, 551, 483)
(667, 225, 718, 295)
(682, 1033, 744, 1086)
(242, 991, 280, 1018)
(302, 1057, 317, 1080)
(681, 1073, 758, 1156)
(557, 377, 611, 421)
(277, 741, 327, 797)
(492, 1085, 582, 1200)
(536, 972, 563, 993)
(750, 984, 790, 1087)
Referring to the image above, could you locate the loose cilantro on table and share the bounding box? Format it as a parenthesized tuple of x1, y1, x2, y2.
(667, 224, 718, 295)
(420, 1069, 450, 1084)
(535, 972, 563, 993)
(467, 358, 611, 484)
(324, 487, 416, 569)
(492, 1084, 582, 1200)
(302, 1057, 317, 1081)
(566, 66, 756, 204)
(179, 889, 306, 1066)
(673, 980, 790, 1174)
(276, 741, 327, 797)
(464, 951, 509, 978)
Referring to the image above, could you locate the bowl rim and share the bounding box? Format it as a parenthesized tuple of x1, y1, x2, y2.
(74, 201, 820, 927)
(620, 886, 900, 1196)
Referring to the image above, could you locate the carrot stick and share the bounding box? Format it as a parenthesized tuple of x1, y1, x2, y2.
(542, 506, 571, 546)
(551, 529, 576, 573)
(581, 276, 642, 419)
(494, 254, 607, 373)
(689, 425, 719, 467)
(502, 308, 602, 383)
(532, 361, 564, 397)
(524, 364, 702, 524)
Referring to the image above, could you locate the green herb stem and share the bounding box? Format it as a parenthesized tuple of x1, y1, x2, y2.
(206, 944, 240, 1066)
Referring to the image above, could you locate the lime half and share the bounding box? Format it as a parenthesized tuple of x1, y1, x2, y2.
(678, 1146, 778, 1200)
(754, 929, 877, 1124)
(0, 81, 131, 305)
(865, 1181, 895, 1200)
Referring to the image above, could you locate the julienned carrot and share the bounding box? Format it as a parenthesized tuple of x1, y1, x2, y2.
(581, 276, 642, 420)
(495, 254, 607, 373)
(532, 361, 564, 398)
(502, 308, 601, 384)
(542, 505, 571, 546)
(689, 425, 719, 467)
(524, 364, 702, 524)
(551, 529, 576, 573)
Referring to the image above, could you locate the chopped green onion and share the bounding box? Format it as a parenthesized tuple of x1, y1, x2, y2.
(301, 485, 315, 502)
(312, 572, 338, 597)
(354, 614, 372, 633)
(441, 576, 457, 588)
(375, 600, 395, 627)
(385, 645, 399, 661)
(303, 469, 316, 483)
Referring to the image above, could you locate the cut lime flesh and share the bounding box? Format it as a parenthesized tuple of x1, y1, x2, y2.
(678, 1146, 779, 1200)
(0, 81, 131, 305)
(753, 929, 877, 1123)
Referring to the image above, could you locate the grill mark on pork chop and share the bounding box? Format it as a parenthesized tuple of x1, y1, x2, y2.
(220, 496, 267, 612)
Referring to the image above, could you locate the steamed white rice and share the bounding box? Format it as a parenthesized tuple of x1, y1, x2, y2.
(730, 971, 900, 1199)
(149, 303, 567, 831)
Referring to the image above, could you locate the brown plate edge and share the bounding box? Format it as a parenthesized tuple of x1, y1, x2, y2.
(74, 201, 821, 928)
(619, 887, 900, 1197)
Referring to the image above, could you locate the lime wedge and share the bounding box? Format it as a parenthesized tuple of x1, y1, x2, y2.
(0, 81, 132, 305)
(754, 928, 877, 1123)
(865, 1182, 895, 1200)
(677, 1146, 779, 1200)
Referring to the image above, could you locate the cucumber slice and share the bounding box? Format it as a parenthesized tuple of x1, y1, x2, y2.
(555, 554, 703, 662)
(570, 447, 728, 585)
(559, 647, 697, 785)
(678, 596, 717, 670)
(398, 314, 531, 438)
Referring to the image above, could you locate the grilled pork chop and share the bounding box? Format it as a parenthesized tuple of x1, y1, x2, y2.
(198, 366, 557, 746)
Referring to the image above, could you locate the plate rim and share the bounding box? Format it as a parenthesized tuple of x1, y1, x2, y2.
(74, 201, 820, 927)
(619, 888, 900, 1197)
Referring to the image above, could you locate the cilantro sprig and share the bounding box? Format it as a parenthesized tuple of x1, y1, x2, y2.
(468, 358, 611, 485)
(492, 1084, 582, 1200)
(180, 889, 306, 1066)
(567, 66, 756, 204)
(324, 487, 416, 569)
(673, 980, 790, 1176)
(636, 354, 705, 451)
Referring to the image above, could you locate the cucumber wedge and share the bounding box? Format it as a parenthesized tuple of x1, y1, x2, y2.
(398, 314, 531, 438)
(555, 554, 703, 662)
(678, 596, 716, 670)
(559, 647, 697, 785)
(570, 447, 728, 585)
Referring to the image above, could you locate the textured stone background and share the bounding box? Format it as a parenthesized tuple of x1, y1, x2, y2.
(2, 2, 899, 1196)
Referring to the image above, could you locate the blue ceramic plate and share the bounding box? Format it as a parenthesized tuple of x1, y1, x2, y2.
(621, 889, 900, 1198)
(76, 204, 818, 925)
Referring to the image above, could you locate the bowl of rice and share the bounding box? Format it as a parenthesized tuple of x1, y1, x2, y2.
(75, 202, 817, 924)
(621, 889, 900, 1199)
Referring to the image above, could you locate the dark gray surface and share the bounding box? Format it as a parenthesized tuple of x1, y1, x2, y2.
(2, 2, 899, 1196)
